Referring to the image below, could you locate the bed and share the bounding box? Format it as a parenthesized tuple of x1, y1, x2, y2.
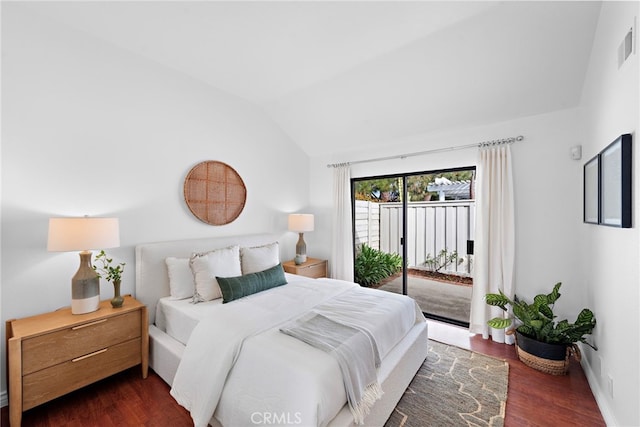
(135, 233, 429, 427)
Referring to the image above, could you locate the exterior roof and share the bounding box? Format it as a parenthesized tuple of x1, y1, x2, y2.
(427, 180, 472, 200)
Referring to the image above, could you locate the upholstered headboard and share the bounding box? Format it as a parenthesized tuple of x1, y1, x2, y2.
(135, 233, 280, 324)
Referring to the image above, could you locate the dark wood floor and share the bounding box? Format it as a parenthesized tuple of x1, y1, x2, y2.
(2, 321, 605, 426)
(429, 320, 605, 427)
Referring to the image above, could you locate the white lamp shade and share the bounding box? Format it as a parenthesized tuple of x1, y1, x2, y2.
(47, 217, 120, 252)
(288, 214, 314, 232)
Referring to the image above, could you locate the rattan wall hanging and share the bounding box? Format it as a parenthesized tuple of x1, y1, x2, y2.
(183, 160, 247, 225)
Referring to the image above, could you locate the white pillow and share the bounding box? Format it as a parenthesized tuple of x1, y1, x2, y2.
(165, 257, 195, 300)
(190, 245, 242, 302)
(240, 242, 280, 275)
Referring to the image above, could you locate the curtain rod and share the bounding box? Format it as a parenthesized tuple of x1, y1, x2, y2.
(326, 135, 524, 168)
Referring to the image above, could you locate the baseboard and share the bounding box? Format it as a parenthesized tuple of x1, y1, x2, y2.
(1, 390, 7, 408)
(579, 344, 618, 426)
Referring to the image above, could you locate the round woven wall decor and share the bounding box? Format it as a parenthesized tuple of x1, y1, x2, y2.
(183, 161, 247, 225)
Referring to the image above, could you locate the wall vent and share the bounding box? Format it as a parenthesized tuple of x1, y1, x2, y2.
(618, 18, 636, 68)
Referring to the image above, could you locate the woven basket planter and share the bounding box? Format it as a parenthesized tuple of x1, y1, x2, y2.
(512, 330, 581, 376)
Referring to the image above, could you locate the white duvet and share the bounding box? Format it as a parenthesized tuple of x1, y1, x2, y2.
(170, 276, 422, 427)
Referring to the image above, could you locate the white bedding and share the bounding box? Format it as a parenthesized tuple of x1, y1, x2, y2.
(155, 272, 299, 345)
(156, 296, 222, 345)
(170, 275, 424, 427)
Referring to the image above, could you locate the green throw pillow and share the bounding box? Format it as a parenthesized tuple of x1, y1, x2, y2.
(217, 263, 287, 303)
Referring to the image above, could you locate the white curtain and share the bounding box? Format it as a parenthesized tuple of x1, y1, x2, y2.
(469, 144, 515, 344)
(331, 164, 354, 281)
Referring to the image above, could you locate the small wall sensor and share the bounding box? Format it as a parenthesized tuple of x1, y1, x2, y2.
(570, 145, 582, 160)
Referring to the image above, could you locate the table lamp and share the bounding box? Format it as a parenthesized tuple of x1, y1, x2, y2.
(288, 214, 314, 264)
(47, 217, 120, 314)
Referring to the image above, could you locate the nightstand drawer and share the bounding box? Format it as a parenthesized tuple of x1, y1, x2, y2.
(22, 337, 142, 410)
(295, 262, 326, 278)
(22, 310, 141, 375)
(282, 258, 328, 278)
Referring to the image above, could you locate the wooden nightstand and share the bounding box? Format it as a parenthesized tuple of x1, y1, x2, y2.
(6, 295, 149, 426)
(282, 257, 328, 278)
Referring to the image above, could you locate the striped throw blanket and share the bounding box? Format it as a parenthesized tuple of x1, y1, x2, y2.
(280, 312, 382, 424)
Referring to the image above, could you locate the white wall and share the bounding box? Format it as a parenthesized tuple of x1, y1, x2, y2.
(311, 107, 588, 316)
(310, 108, 586, 312)
(309, 3, 640, 425)
(0, 5, 309, 397)
(2, 3, 638, 425)
(578, 2, 639, 426)
(310, 105, 634, 420)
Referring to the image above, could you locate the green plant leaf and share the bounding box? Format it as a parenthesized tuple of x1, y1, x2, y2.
(530, 319, 544, 330)
(424, 248, 461, 272)
(547, 282, 562, 304)
(485, 293, 510, 310)
(539, 322, 554, 342)
(517, 325, 534, 336)
(487, 317, 512, 329)
(354, 244, 401, 287)
(576, 309, 595, 326)
(555, 319, 570, 332)
(92, 250, 125, 283)
(533, 294, 549, 307)
(538, 303, 554, 320)
(512, 303, 532, 323)
(485, 281, 596, 349)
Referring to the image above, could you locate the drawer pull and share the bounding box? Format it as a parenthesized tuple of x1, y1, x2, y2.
(72, 319, 107, 330)
(72, 348, 107, 362)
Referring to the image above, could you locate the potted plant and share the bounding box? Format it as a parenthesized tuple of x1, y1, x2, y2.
(485, 282, 597, 375)
(93, 250, 126, 308)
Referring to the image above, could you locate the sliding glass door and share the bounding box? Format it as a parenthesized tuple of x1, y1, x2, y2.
(352, 167, 475, 327)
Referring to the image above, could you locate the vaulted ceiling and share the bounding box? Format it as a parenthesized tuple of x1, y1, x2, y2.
(21, 1, 602, 156)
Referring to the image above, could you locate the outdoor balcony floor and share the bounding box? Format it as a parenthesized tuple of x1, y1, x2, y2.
(376, 275, 472, 324)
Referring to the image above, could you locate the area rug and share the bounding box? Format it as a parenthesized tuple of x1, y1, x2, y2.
(385, 340, 509, 427)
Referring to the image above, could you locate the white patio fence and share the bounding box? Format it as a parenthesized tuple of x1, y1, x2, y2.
(354, 199, 475, 275)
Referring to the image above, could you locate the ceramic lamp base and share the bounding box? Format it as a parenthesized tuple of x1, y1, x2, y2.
(71, 251, 101, 315)
(72, 294, 100, 315)
(295, 233, 307, 264)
